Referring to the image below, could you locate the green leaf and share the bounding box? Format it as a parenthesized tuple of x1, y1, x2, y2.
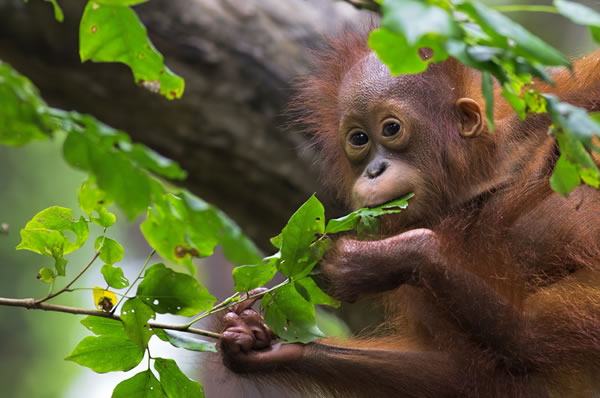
(524, 90, 546, 114)
(66, 335, 144, 373)
(141, 193, 262, 273)
(112, 370, 166, 398)
(117, 141, 187, 180)
(44, 0, 64, 22)
(550, 154, 581, 195)
(294, 277, 340, 308)
(136, 263, 216, 316)
(262, 284, 326, 344)
(501, 84, 526, 120)
(81, 316, 125, 336)
(445, 41, 507, 84)
(79, 2, 184, 100)
(380, 0, 460, 45)
(270, 233, 282, 249)
(78, 178, 116, 227)
(140, 199, 196, 273)
(64, 126, 155, 220)
(370, 0, 461, 75)
(591, 112, 600, 128)
(368, 28, 449, 75)
(0, 61, 53, 146)
(152, 328, 169, 342)
(482, 71, 495, 132)
(325, 193, 413, 234)
(545, 95, 600, 140)
(550, 128, 600, 194)
(121, 298, 156, 350)
(91, 142, 152, 220)
(17, 207, 89, 264)
(162, 330, 217, 352)
(554, 0, 600, 43)
(183, 192, 262, 265)
(551, 129, 600, 195)
(37, 267, 55, 283)
(154, 358, 205, 398)
(315, 307, 351, 339)
(101, 264, 130, 289)
(17, 229, 64, 258)
(232, 253, 279, 292)
(279, 195, 325, 278)
(456, 2, 570, 67)
(214, 209, 263, 266)
(95, 237, 124, 265)
(141, 194, 218, 273)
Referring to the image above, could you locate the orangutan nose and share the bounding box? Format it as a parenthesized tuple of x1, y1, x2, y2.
(366, 160, 388, 179)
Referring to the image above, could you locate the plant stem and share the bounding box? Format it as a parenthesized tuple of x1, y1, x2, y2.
(36, 252, 101, 304)
(65, 287, 129, 298)
(184, 278, 292, 328)
(113, 249, 155, 312)
(36, 229, 107, 304)
(491, 5, 559, 14)
(0, 297, 220, 339)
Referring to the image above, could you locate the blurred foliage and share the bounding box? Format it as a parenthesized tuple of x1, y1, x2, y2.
(0, 138, 89, 398)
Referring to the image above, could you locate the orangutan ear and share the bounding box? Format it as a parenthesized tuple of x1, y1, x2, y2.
(456, 98, 483, 137)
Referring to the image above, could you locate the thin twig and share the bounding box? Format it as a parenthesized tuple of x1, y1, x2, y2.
(112, 249, 156, 312)
(0, 297, 220, 339)
(185, 278, 293, 328)
(36, 229, 107, 304)
(35, 251, 102, 304)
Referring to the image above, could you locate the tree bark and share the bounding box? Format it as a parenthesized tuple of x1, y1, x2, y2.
(0, 0, 365, 248)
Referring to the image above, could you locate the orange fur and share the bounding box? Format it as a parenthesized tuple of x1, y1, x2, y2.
(221, 29, 600, 398)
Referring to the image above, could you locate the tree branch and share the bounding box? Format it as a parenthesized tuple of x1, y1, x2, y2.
(0, 297, 221, 339)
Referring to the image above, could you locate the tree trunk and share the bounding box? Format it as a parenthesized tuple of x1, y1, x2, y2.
(0, 0, 364, 248)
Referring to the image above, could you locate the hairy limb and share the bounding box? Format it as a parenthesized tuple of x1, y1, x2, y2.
(321, 229, 433, 302)
(219, 287, 462, 397)
(322, 229, 600, 370)
(221, 309, 462, 398)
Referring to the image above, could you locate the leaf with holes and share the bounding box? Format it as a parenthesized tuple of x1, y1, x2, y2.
(121, 298, 155, 350)
(66, 335, 144, 373)
(136, 263, 216, 316)
(262, 284, 326, 344)
(78, 178, 116, 227)
(232, 253, 279, 292)
(101, 264, 129, 289)
(112, 370, 166, 398)
(81, 316, 125, 336)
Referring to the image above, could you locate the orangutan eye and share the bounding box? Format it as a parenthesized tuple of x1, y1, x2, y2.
(349, 131, 369, 147)
(382, 122, 402, 137)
